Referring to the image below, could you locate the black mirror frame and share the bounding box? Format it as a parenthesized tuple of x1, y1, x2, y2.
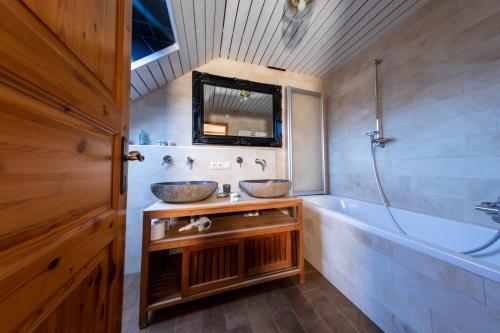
(192, 71, 283, 147)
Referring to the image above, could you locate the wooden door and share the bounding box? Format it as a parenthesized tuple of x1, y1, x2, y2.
(0, 1, 131, 332)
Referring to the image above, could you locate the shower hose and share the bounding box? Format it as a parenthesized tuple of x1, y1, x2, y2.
(369, 142, 500, 255)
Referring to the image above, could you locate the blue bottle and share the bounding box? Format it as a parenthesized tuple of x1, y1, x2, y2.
(139, 130, 149, 145)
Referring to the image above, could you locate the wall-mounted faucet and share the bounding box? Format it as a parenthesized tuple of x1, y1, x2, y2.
(462, 198, 500, 254)
(186, 156, 194, 169)
(476, 198, 500, 223)
(255, 159, 267, 171)
(162, 155, 173, 166)
(236, 156, 243, 168)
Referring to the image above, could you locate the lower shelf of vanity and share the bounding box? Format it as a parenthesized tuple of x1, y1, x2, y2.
(147, 251, 301, 311)
(143, 207, 302, 313)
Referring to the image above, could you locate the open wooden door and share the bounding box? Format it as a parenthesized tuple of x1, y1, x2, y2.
(0, 1, 132, 331)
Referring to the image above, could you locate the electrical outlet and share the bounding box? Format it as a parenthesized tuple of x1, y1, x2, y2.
(210, 161, 231, 170)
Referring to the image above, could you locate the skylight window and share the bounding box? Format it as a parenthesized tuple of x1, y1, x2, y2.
(131, 0, 178, 69)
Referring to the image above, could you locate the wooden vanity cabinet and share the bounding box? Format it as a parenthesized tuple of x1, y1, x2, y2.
(139, 197, 304, 328)
(182, 239, 242, 297)
(244, 232, 293, 276)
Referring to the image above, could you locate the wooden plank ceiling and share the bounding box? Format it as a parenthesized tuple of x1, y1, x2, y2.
(205, 86, 273, 114)
(130, 0, 424, 100)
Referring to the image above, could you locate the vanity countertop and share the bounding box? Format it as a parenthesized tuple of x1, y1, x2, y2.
(143, 194, 302, 218)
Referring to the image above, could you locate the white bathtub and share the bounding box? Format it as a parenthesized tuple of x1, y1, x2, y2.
(303, 195, 500, 281)
(302, 195, 500, 333)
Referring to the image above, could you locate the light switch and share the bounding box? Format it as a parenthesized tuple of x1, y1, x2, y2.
(210, 161, 231, 170)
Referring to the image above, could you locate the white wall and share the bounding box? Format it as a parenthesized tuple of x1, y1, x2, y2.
(125, 145, 278, 273)
(126, 58, 323, 274)
(130, 58, 323, 179)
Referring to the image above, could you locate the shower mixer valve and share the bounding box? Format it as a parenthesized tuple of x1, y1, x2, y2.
(366, 130, 391, 147)
(475, 198, 500, 223)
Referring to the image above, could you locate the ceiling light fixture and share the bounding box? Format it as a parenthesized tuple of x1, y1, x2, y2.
(240, 90, 251, 102)
(284, 0, 313, 22)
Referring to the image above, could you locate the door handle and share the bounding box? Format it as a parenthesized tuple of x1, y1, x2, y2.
(124, 151, 145, 161)
(120, 137, 145, 194)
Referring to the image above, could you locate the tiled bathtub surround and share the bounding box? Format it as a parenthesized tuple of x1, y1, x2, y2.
(303, 202, 500, 333)
(125, 145, 277, 274)
(325, 0, 500, 228)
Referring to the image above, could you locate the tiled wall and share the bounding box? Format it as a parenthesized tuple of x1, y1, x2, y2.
(303, 203, 500, 332)
(125, 145, 278, 273)
(126, 59, 323, 274)
(325, 0, 500, 228)
(130, 58, 323, 179)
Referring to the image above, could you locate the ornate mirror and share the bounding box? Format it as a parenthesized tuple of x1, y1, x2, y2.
(192, 71, 282, 147)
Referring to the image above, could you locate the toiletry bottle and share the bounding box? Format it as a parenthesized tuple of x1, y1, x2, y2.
(139, 130, 149, 145)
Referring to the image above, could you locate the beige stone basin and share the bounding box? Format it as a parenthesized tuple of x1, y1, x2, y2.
(239, 179, 291, 198)
(150, 181, 218, 203)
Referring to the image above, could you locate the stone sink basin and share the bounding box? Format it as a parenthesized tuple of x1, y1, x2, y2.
(239, 179, 291, 198)
(150, 181, 218, 203)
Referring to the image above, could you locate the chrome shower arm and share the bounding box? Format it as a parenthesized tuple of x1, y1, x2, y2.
(368, 59, 390, 147)
(373, 59, 383, 138)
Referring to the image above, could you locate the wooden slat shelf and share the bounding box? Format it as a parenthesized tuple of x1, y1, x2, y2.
(149, 209, 297, 251)
(148, 252, 181, 305)
(146, 267, 301, 311)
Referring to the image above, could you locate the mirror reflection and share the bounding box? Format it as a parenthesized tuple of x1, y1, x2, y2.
(203, 84, 274, 138)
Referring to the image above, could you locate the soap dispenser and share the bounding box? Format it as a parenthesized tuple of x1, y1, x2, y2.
(139, 130, 149, 145)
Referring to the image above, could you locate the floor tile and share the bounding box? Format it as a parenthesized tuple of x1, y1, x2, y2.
(122, 262, 381, 333)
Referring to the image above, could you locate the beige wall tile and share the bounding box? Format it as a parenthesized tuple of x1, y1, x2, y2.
(392, 261, 500, 333)
(431, 313, 463, 333)
(485, 278, 500, 313)
(351, 261, 432, 333)
(391, 241, 485, 303)
(324, 0, 500, 226)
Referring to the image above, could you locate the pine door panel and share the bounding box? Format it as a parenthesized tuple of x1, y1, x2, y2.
(0, 0, 131, 332)
(21, 0, 118, 93)
(31, 249, 110, 333)
(0, 81, 113, 247)
(0, 0, 123, 131)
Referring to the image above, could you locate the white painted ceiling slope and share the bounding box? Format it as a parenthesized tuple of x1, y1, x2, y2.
(130, 0, 424, 100)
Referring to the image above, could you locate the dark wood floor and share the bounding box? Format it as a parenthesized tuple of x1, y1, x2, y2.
(122, 262, 381, 333)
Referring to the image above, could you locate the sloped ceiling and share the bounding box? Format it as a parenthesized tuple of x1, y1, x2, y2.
(205, 86, 273, 114)
(130, 0, 424, 100)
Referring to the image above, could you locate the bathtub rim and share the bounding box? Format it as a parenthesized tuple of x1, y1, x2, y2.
(302, 195, 500, 284)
